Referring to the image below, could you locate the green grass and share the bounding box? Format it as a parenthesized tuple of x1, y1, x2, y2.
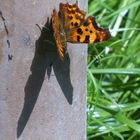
(87, 0, 140, 140)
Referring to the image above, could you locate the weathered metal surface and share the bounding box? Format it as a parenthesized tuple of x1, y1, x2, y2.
(0, 0, 87, 139)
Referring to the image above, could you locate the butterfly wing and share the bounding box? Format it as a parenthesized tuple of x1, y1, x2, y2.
(52, 3, 111, 61)
(59, 2, 86, 30)
(67, 16, 111, 44)
(52, 9, 64, 61)
(52, 3, 86, 60)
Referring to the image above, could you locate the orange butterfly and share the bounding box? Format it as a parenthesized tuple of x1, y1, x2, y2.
(52, 2, 111, 61)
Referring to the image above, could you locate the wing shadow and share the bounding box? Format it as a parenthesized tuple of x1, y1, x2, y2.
(17, 18, 73, 138)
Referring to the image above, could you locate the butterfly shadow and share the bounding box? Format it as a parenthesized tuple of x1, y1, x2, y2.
(17, 18, 73, 138)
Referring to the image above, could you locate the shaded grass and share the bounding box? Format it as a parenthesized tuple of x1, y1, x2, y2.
(87, 0, 140, 140)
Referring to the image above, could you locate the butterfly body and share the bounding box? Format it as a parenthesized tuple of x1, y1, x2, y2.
(52, 2, 111, 61)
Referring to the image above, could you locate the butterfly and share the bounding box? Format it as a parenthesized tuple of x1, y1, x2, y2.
(52, 2, 111, 61)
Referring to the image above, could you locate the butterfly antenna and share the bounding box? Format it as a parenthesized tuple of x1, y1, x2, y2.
(36, 24, 51, 32)
(36, 24, 42, 32)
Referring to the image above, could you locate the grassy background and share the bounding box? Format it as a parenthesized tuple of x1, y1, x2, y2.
(87, 0, 140, 140)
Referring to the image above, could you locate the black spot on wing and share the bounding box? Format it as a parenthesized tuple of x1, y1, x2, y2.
(77, 35, 81, 42)
(71, 22, 74, 26)
(69, 16, 73, 20)
(74, 22, 78, 26)
(90, 30, 93, 33)
(77, 28, 83, 35)
(84, 35, 90, 43)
